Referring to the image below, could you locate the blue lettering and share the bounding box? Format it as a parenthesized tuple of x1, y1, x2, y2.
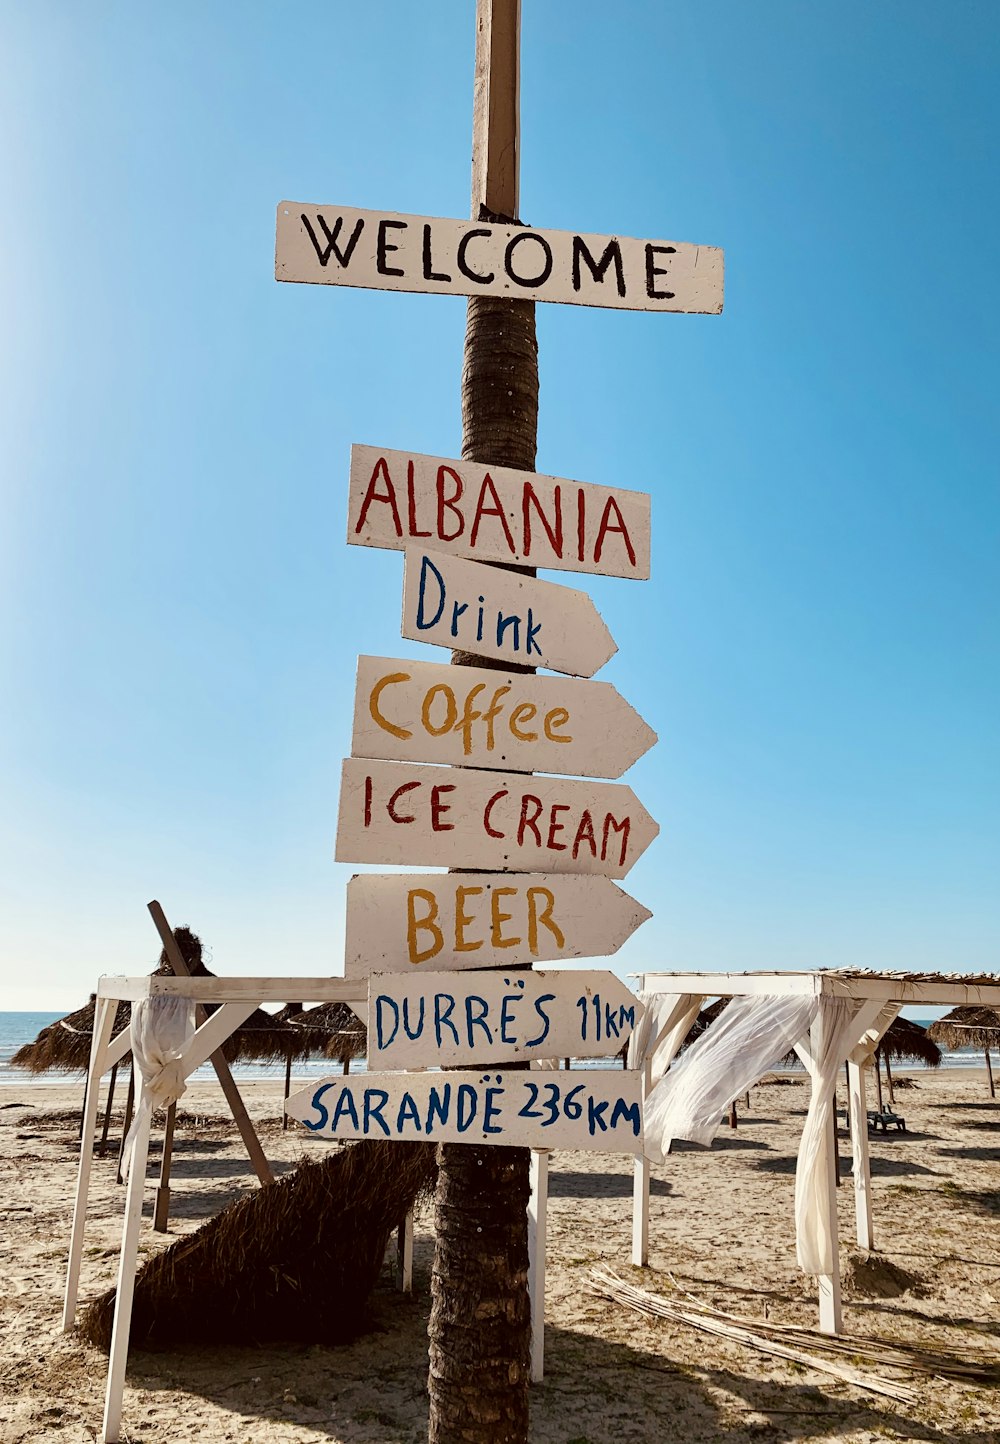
(496, 610, 520, 651)
(331, 1086, 360, 1131)
(524, 994, 554, 1049)
(416, 554, 446, 629)
(396, 1091, 423, 1132)
(375, 995, 399, 1050)
(464, 994, 493, 1047)
(525, 609, 542, 657)
(587, 1096, 610, 1134)
(402, 996, 425, 1041)
(483, 1085, 504, 1134)
(426, 1083, 452, 1134)
(604, 999, 621, 1040)
(456, 1083, 479, 1133)
(363, 1087, 390, 1136)
(434, 993, 460, 1047)
(610, 1099, 642, 1136)
(499, 993, 521, 1044)
(304, 1081, 335, 1132)
(450, 599, 469, 636)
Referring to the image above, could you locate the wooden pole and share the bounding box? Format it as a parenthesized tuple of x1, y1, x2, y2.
(98, 1062, 119, 1158)
(147, 900, 273, 1186)
(152, 1102, 176, 1233)
(116, 1069, 135, 1186)
(847, 1060, 874, 1250)
(874, 1051, 884, 1113)
(64, 998, 116, 1330)
(428, 8, 534, 1442)
(883, 1049, 895, 1105)
(282, 1052, 292, 1131)
(985, 1046, 996, 1099)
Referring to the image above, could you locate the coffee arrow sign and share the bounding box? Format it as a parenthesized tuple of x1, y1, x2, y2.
(285, 1068, 644, 1154)
(352, 655, 657, 778)
(344, 872, 653, 978)
(348, 444, 651, 581)
(368, 969, 644, 1070)
(276, 204, 724, 315)
(402, 547, 617, 678)
(335, 758, 660, 878)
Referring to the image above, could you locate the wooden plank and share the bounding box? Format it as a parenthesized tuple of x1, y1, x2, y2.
(848, 1060, 873, 1251)
(275, 204, 724, 315)
(352, 655, 656, 778)
(101, 1080, 153, 1444)
(98, 975, 367, 1004)
(152, 1103, 175, 1234)
(285, 1068, 644, 1153)
(335, 757, 659, 878)
(367, 969, 644, 1069)
(344, 872, 652, 978)
(402, 546, 616, 677)
(472, 0, 519, 219)
(63, 997, 116, 1331)
(348, 445, 650, 580)
(528, 1148, 548, 1382)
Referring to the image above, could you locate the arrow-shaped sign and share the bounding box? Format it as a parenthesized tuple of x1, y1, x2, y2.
(368, 969, 644, 1069)
(335, 758, 659, 878)
(352, 655, 656, 778)
(285, 1068, 644, 1154)
(402, 547, 617, 678)
(344, 872, 652, 978)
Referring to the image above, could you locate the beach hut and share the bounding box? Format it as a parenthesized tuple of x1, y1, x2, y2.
(928, 1007, 1000, 1098)
(874, 1016, 941, 1106)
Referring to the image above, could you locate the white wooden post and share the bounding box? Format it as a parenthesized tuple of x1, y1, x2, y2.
(632, 1058, 652, 1265)
(527, 1149, 548, 1383)
(847, 1059, 873, 1251)
(63, 997, 117, 1330)
(811, 1013, 842, 1335)
(396, 1210, 414, 1293)
(101, 1080, 153, 1444)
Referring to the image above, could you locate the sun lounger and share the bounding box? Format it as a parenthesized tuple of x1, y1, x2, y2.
(866, 1108, 906, 1132)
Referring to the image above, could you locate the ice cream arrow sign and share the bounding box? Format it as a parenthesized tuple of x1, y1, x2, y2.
(352, 655, 657, 779)
(402, 547, 617, 678)
(275, 204, 724, 315)
(367, 969, 644, 1070)
(285, 1068, 644, 1153)
(334, 757, 660, 878)
(343, 872, 653, 978)
(348, 444, 651, 581)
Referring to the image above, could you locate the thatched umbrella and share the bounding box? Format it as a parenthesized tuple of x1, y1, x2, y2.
(874, 1017, 941, 1106)
(928, 1007, 1000, 1098)
(10, 995, 131, 1076)
(282, 1001, 367, 1066)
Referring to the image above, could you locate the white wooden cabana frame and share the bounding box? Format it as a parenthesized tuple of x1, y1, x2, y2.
(630, 969, 1000, 1336)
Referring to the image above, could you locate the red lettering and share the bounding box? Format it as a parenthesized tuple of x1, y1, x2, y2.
(594, 496, 637, 568)
(572, 809, 597, 860)
(517, 793, 544, 847)
(430, 783, 455, 832)
(364, 774, 373, 828)
(522, 483, 563, 560)
(483, 789, 508, 838)
(436, 466, 464, 542)
(601, 812, 631, 867)
(355, 457, 403, 537)
(387, 781, 419, 824)
(546, 803, 569, 851)
(470, 474, 516, 553)
(576, 488, 586, 563)
(406, 459, 431, 538)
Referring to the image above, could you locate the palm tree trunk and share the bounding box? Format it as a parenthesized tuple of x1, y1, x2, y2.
(427, 292, 538, 1444)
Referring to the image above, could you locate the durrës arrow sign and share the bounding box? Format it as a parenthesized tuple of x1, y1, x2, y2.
(402, 546, 617, 678)
(368, 969, 644, 1069)
(285, 1068, 644, 1153)
(344, 872, 652, 977)
(352, 655, 656, 778)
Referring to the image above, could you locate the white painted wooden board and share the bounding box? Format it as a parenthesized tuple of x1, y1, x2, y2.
(344, 872, 652, 977)
(352, 655, 656, 778)
(335, 758, 659, 878)
(285, 1068, 644, 1152)
(402, 547, 616, 677)
(368, 969, 644, 1069)
(348, 445, 651, 580)
(276, 204, 724, 315)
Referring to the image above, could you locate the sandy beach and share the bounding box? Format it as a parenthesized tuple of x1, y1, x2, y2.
(1, 1067, 998, 1444)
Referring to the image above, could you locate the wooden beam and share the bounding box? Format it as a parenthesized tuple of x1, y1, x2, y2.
(472, 0, 519, 220)
(101, 1080, 153, 1443)
(848, 1060, 873, 1250)
(152, 1103, 176, 1234)
(527, 1149, 548, 1382)
(63, 997, 116, 1331)
(97, 974, 366, 1004)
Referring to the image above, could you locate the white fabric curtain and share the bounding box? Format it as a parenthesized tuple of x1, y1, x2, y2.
(626, 992, 702, 1076)
(643, 993, 818, 1163)
(120, 994, 195, 1179)
(794, 996, 858, 1275)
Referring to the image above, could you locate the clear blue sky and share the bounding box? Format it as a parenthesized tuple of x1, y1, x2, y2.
(1, 2, 997, 1010)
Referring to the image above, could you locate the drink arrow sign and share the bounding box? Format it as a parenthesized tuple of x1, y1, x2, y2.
(368, 969, 644, 1069)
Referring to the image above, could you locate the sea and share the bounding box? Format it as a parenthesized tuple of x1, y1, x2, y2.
(0, 1011, 987, 1087)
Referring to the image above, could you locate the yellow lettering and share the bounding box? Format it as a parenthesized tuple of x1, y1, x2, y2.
(543, 706, 571, 744)
(527, 886, 565, 954)
(454, 885, 484, 952)
(510, 701, 538, 741)
(422, 683, 457, 737)
(490, 886, 521, 949)
(370, 672, 411, 740)
(406, 888, 444, 964)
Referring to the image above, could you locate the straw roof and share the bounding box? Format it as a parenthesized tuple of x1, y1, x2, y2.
(282, 1002, 367, 1063)
(10, 995, 132, 1075)
(927, 1006, 1000, 1050)
(876, 1017, 941, 1067)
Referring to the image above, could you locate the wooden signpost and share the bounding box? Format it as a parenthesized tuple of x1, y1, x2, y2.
(348, 444, 651, 580)
(335, 756, 659, 877)
(276, 204, 724, 314)
(285, 1067, 644, 1152)
(367, 969, 644, 1069)
(352, 655, 656, 778)
(344, 872, 652, 976)
(401, 546, 617, 676)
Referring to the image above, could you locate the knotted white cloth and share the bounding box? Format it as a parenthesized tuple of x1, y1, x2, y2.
(120, 994, 195, 1180)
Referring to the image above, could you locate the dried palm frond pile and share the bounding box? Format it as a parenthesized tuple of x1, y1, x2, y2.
(81, 1139, 436, 1351)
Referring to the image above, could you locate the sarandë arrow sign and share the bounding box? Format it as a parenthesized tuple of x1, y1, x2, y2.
(368, 969, 643, 1070)
(348, 445, 651, 580)
(276, 204, 723, 315)
(335, 758, 659, 877)
(402, 547, 616, 677)
(286, 1068, 644, 1153)
(344, 872, 652, 977)
(352, 655, 656, 778)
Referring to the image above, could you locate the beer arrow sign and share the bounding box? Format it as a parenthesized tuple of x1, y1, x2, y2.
(352, 655, 657, 778)
(344, 872, 652, 978)
(368, 969, 644, 1069)
(335, 757, 659, 878)
(402, 547, 617, 678)
(348, 444, 651, 580)
(285, 1068, 644, 1153)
